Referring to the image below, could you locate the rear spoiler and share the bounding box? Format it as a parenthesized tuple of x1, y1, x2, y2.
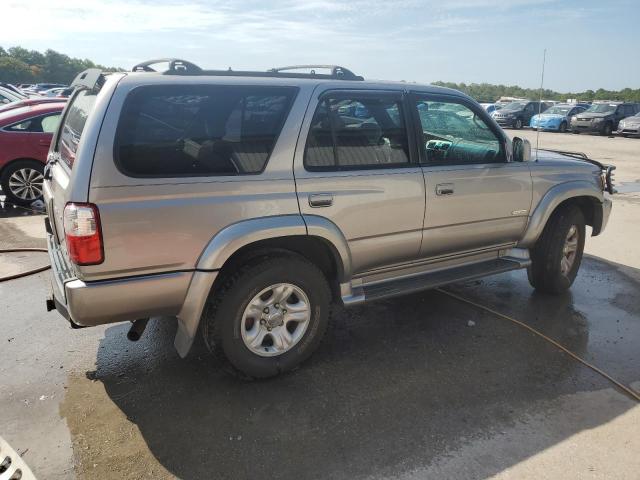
(70, 68, 104, 91)
(541, 149, 616, 194)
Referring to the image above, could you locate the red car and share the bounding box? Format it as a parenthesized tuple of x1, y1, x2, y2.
(0, 102, 66, 205)
(0, 97, 68, 114)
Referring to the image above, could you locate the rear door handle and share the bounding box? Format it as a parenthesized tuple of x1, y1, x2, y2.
(436, 183, 455, 196)
(309, 193, 333, 207)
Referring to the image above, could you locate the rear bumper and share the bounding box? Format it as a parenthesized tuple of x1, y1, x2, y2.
(47, 233, 193, 327)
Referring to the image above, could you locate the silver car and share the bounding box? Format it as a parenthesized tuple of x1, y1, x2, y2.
(44, 60, 614, 378)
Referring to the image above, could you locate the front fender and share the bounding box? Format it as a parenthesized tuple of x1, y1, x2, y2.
(518, 181, 604, 248)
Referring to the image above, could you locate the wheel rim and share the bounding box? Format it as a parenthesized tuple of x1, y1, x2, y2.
(561, 225, 579, 275)
(241, 283, 311, 357)
(516, 119, 522, 129)
(8, 167, 44, 201)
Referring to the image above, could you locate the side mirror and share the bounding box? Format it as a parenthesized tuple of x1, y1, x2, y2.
(512, 137, 532, 162)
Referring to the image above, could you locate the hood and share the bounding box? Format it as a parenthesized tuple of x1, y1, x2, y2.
(532, 149, 602, 173)
(576, 111, 611, 119)
(622, 116, 640, 124)
(533, 113, 564, 120)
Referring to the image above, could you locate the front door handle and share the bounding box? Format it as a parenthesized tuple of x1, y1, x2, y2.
(436, 183, 455, 196)
(309, 193, 333, 207)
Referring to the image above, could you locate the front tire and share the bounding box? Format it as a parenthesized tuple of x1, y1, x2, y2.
(559, 121, 567, 133)
(202, 253, 331, 379)
(527, 205, 586, 294)
(1, 160, 45, 206)
(514, 118, 523, 129)
(602, 122, 613, 136)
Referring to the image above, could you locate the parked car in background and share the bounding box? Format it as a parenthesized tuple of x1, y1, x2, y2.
(31, 83, 67, 93)
(0, 86, 24, 105)
(617, 112, 640, 137)
(570, 102, 640, 136)
(480, 103, 502, 114)
(530, 103, 588, 133)
(42, 87, 69, 97)
(492, 100, 551, 129)
(0, 97, 68, 114)
(0, 102, 65, 205)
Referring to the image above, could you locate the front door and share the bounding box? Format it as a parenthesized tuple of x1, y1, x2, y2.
(410, 93, 532, 258)
(294, 90, 426, 274)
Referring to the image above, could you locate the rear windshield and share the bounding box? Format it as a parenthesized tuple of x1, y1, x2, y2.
(115, 85, 296, 177)
(58, 90, 97, 168)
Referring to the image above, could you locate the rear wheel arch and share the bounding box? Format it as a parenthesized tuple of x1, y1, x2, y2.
(212, 235, 343, 300)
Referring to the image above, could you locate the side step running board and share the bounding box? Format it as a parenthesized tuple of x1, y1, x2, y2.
(363, 257, 529, 302)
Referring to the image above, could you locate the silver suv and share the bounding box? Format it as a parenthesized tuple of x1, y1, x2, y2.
(44, 60, 614, 378)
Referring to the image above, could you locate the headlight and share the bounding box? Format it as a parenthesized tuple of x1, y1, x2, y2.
(570, 116, 577, 122)
(619, 121, 626, 128)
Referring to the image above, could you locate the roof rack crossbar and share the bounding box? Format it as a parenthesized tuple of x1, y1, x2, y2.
(132, 58, 203, 74)
(268, 65, 363, 80)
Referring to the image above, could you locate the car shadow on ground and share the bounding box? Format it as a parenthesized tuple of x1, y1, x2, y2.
(73, 255, 639, 480)
(0, 193, 45, 219)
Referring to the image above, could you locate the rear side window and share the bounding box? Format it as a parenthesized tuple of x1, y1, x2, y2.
(304, 95, 410, 171)
(116, 85, 296, 177)
(58, 90, 97, 168)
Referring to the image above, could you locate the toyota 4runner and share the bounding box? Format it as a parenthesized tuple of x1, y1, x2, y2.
(44, 60, 614, 378)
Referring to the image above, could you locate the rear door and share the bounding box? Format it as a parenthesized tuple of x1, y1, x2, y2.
(410, 93, 532, 258)
(294, 89, 426, 274)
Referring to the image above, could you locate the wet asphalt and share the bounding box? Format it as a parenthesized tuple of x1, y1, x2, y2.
(2, 216, 639, 479)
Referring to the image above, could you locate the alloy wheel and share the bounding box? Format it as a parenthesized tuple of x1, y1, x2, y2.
(560, 225, 579, 275)
(8, 167, 44, 202)
(241, 283, 311, 357)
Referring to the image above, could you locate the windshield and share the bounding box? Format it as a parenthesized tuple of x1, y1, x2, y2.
(586, 104, 617, 113)
(543, 106, 571, 115)
(502, 102, 527, 111)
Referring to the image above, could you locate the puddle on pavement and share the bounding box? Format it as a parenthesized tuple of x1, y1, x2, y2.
(60, 374, 174, 479)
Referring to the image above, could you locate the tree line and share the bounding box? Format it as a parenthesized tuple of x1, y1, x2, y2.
(431, 81, 640, 103)
(0, 46, 122, 85)
(1, 45, 638, 101)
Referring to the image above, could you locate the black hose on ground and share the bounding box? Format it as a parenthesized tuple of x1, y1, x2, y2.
(0, 248, 50, 282)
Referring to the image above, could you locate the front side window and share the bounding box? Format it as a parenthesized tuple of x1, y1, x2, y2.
(414, 99, 505, 165)
(116, 85, 296, 177)
(304, 95, 410, 170)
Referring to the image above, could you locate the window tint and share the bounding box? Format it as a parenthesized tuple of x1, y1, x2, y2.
(304, 95, 410, 170)
(116, 85, 295, 177)
(58, 90, 97, 168)
(414, 99, 504, 165)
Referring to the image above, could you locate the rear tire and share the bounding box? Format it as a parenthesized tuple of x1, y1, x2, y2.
(527, 205, 585, 295)
(1, 160, 45, 206)
(201, 253, 331, 379)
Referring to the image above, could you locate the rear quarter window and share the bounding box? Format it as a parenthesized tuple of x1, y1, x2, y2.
(58, 90, 98, 168)
(115, 85, 297, 177)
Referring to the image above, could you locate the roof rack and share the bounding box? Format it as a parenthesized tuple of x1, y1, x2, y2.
(130, 59, 364, 81)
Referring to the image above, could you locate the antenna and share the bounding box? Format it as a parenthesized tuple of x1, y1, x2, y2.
(535, 48, 546, 161)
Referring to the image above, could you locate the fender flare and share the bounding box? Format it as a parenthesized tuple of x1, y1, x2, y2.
(518, 181, 604, 248)
(174, 214, 352, 357)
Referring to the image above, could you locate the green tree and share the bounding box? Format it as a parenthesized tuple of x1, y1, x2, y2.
(0, 56, 33, 83)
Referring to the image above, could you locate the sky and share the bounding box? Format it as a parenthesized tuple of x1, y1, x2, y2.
(3, 0, 639, 92)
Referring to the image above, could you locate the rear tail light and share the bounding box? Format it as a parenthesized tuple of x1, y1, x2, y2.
(63, 203, 104, 265)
